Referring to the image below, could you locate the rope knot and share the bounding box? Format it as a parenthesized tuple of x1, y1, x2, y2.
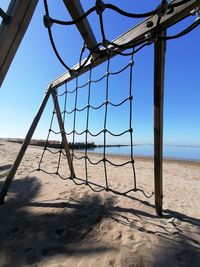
(156, 2, 168, 18)
(43, 15, 53, 28)
(96, 0, 105, 15)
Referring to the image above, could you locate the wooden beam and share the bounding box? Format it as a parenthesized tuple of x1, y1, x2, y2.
(51, 0, 199, 89)
(112, 0, 199, 47)
(0, 86, 52, 204)
(0, 0, 38, 87)
(154, 31, 166, 216)
(51, 90, 76, 178)
(63, 0, 100, 58)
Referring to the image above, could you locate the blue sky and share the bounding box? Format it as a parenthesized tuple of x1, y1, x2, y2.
(0, 1, 199, 146)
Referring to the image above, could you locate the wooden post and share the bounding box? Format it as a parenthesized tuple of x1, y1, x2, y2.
(51, 90, 75, 178)
(0, 0, 38, 86)
(0, 86, 52, 204)
(154, 31, 166, 216)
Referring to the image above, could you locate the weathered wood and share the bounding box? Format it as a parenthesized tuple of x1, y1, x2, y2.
(0, 0, 38, 87)
(154, 31, 166, 216)
(51, 0, 199, 89)
(63, 0, 100, 58)
(51, 90, 76, 178)
(0, 86, 52, 204)
(113, 0, 199, 47)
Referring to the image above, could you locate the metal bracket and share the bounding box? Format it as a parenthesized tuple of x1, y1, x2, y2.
(69, 69, 78, 77)
(190, 7, 200, 21)
(145, 33, 156, 44)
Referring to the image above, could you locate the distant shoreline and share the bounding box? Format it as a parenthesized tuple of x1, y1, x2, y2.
(75, 149, 200, 164)
(0, 138, 199, 148)
(1, 138, 129, 149)
(0, 138, 199, 164)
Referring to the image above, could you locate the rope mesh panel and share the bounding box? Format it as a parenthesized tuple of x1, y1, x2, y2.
(38, 0, 199, 199)
(37, 49, 154, 199)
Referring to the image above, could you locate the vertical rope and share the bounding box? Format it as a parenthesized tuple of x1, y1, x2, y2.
(103, 57, 110, 190)
(129, 50, 137, 190)
(85, 68, 92, 184)
(99, 13, 106, 44)
(71, 76, 79, 171)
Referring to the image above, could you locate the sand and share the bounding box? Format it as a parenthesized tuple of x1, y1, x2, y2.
(0, 140, 199, 267)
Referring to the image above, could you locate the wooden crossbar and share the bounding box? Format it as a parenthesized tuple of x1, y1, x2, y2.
(50, 0, 199, 89)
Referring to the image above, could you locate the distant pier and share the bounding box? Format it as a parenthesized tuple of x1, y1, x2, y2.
(5, 138, 128, 149)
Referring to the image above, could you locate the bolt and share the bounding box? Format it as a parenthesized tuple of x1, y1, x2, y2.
(145, 20, 154, 28)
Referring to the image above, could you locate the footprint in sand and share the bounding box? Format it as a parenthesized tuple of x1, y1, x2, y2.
(128, 233, 134, 240)
(109, 259, 116, 266)
(115, 231, 122, 240)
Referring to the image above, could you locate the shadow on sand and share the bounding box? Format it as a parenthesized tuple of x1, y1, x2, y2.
(0, 175, 199, 267)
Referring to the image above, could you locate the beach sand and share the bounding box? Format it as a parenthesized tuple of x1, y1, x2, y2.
(0, 140, 199, 267)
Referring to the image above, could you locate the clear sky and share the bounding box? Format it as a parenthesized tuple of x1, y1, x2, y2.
(0, 1, 199, 146)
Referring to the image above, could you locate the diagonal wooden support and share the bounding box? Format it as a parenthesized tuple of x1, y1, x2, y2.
(0, 86, 52, 204)
(154, 30, 166, 216)
(51, 90, 75, 178)
(63, 0, 100, 59)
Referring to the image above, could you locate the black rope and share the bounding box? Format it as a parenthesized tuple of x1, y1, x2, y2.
(159, 19, 200, 40)
(41, 0, 193, 198)
(45, 3, 157, 27)
(43, 0, 71, 71)
(43, 0, 198, 72)
(35, 168, 153, 198)
(71, 76, 79, 169)
(37, 106, 56, 171)
(129, 50, 137, 190)
(105, 3, 156, 19)
(99, 13, 107, 44)
(36, 0, 199, 205)
(44, 0, 190, 26)
(59, 60, 133, 115)
(103, 58, 110, 190)
(85, 68, 92, 185)
(37, 45, 155, 198)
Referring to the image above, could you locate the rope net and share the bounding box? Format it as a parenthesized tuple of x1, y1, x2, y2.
(36, 48, 153, 198)
(36, 0, 200, 199)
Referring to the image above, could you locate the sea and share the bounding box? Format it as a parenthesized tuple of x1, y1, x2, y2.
(84, 145, 200, 161)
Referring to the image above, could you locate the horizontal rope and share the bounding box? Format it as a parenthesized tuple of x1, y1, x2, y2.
(58, 96, 130, 115)
(45, 0, 190, 27)
(159, 19, 200, 40)
(34, 168, 153, 198)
